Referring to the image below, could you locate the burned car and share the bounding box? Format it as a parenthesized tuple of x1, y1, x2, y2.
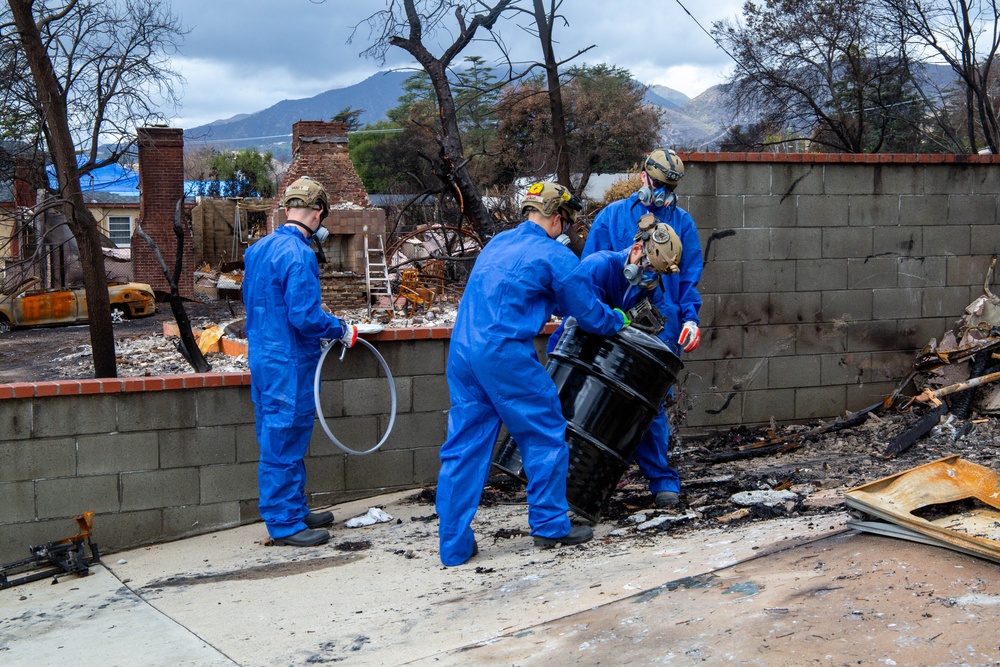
(0, 278, 157, 332)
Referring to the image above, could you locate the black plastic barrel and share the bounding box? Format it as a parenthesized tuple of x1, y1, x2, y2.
(492, 318, 683, 522)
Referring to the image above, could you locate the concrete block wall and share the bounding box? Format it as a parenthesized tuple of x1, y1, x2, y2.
(674, 152, 1000, 433)
(0, 329, 454, 563)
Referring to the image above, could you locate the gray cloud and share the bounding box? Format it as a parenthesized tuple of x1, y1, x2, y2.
(167, 0, 743, 128)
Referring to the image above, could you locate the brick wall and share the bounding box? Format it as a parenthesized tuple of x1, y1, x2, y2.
(672, 152, 1000, 433)
(135, 127, 193, 296)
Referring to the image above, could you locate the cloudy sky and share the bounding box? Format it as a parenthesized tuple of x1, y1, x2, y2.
(166, 0, 745, 129)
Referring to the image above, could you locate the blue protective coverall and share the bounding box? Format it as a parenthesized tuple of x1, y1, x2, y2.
(243, 225, 348, 539)
(437, 221, 625, 566)
(579, 194, 704, 495)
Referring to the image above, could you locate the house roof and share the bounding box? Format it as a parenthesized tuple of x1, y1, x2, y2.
(47, 158, 140, 196)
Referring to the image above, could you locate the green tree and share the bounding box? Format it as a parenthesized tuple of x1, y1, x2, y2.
(332, 106, 365, 131)
(206, 148, 276, 198)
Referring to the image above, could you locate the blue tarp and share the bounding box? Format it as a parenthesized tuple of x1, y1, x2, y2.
(47, 158, 139, 195)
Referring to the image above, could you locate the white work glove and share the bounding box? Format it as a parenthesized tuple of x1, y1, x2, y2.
(678, 321, 700, 353)
(339, 323, 359, 348)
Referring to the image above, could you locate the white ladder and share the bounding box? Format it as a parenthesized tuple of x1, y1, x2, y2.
(365, 233, 396, 319)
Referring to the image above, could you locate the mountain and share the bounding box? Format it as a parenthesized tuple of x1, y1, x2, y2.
(644, 86, 687, 111)
(183, 71, 411, 157)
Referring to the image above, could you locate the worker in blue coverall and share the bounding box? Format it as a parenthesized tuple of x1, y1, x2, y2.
(243, 176, 359, 547)
(582, 149, 704, 508)
(436, 182, 630, 566)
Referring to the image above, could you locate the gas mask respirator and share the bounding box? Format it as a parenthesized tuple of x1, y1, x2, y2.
(623, 259, 660, 290)
(636, 184, 676, 209)
(313, 224, 330, 244)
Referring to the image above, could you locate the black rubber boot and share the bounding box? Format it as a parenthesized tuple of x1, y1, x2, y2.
(654, 491, 679, 508)
(533, 525, 593, 548)
(272, 528, 330, 547)
(304, 511, 334, 529)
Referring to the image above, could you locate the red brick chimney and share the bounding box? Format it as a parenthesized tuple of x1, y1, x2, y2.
(136, 126, 193, 296)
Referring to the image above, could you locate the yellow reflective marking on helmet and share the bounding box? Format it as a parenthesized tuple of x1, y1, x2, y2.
(527, 182, 545, 195)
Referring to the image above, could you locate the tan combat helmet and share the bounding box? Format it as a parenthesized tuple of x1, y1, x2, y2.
(521, 181, 584, 222)
(643, 149, 684, 190)
(636, 213, 682, 274)
(282, 176, 330, 218)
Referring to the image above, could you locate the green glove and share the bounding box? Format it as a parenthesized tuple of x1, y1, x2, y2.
(614, 308, 630, 328)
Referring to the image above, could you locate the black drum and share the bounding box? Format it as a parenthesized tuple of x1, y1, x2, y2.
(493, 319, 683, 522)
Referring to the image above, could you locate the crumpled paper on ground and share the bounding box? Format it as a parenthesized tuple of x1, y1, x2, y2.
(345, 507, 393, 528)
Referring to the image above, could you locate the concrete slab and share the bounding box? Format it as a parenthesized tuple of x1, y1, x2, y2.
(0, 566, 234, 666)
(3, 489, 998, 666)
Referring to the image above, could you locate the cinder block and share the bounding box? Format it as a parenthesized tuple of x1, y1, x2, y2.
(413, 447, 441, 485)
(159, 426, 237, 468)
(900, 193, 948, 225)
(873, 288, 922, 319)
(797, 195, 848, 226)
(677, 360, 715, 395)
(770, 228, 822, 260)
(743, 260, 796, 292)
(796, 259, 847, 291)
(32, 395, 116, 438)
(897, 318, 948, 350)
(712, 357, 771, 392)
(930, 166, 986, 194)
(924, 225, 971, 256)
(821, 290, 873, 322)
(319, 344, 379, 380)
(847, 321, 900, 353)
(948, 194, 998, 226)
(309, 416, 379, 456)
(0, 518, 75, 564)
(742, 325, 798, 358)
(709, 293, 770, 327)
(795, 386, 846, 420)
(343, 376, 412, 416)
(0, 438, 76, 482)
(767, 292, 822, 325)
(163, 502, 241, 538)
(92, 509, 165, 554)
(848, 257, 897, 289)
(744, 196, 795, 228)
(199, 463, 258, 504)
(970, 165, 1000, 194)
(823, 226, 873, 258)
(0, 481, 34, 523)
(971, 226, 1000, 255)
(768, 355, 821, 388)
(685, 390, 743, 428)
(412, 374, 451, 412)
(897, 256, 945, 288)
(316, 378, 344, 418)
(378, 411, 447, 452)
(37, 475, 119, 518)
(922, 286, 971, 318)
(236, 423, 259, 463)
(121, 468, 199, 511)
(304, 455, 346, 495)
(946, 255, 995, 287)
(743, 388, 797, 424)
(848, 195, 900, 227)
(78, 432, 158, 475)
(698, 260, 742, 294)
(823, 164, 873, 196)
(196, 387, 255, 427)
(372, 340, 446, 377)
(706, 227, 768, 261)
(821, 352, 872, 385)
(716, 163, 771, 196)
(687, 196, 743, 232)
(0, 400, 31, 441)
(794, 322, 848, 354)
(771, 164, 823, 196)
(117, 391, 196, 432)
(345, 449, 414, 490)
(682, 163, 716, 196)
(700, 326, 743, 361)
(869, 351, 915, 383)
(873, 225, 921, 257)
(876, 164, 924, 195)
(846, 381, 898, 412)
